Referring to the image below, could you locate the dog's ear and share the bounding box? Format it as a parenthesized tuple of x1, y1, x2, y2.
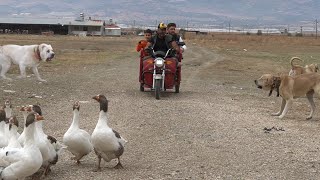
(39, 43, 45, 50)
(266, 76, 275, 87)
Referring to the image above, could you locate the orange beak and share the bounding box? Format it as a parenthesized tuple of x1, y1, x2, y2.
(19, 106, 25, 111)
(36, 114, 44, 121)
(92, 95, 100, 101)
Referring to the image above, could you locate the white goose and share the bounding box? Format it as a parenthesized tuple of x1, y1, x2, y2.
(0, 112, 43, 180)
(0, 107, 8, 148)
(3, 100, 20, 139)
(3, 100, 12, 118)
(31, 104, 59, 177)
(63, 101, 93, 164)
(3, 100, 12, 139)
(91, 94, 127, 171)
(17, 106, 32, 146)
(0, 116, 22, 168)
(6, 116, 21, 149)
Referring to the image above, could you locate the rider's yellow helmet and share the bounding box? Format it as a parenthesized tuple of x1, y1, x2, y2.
(158, 22, 167, 29)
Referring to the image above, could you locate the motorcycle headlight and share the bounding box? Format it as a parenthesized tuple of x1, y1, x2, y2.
(155, 58, 164, 67)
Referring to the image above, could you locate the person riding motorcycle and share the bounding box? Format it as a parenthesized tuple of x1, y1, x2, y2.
(140, 23, 182, 95)
(167, 23, 187, 53)
(136, 29, 153, 57)
(145, 23, 180, 56)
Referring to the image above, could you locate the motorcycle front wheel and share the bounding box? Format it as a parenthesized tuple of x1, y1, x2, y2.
(155, 79, 161, 100)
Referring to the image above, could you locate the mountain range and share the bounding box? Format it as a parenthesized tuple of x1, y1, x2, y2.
(0, 0, 319, 28)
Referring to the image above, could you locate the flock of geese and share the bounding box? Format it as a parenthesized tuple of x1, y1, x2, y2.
(0, 94, 127, 179)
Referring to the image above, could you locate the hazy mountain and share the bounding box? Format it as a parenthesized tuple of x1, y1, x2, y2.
(0, 0, 319, 28)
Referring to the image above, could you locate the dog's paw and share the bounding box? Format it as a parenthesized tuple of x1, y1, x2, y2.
(271, 112, 281, 116)
(17, 75, 26, 79)
(278, 115, 285, 119)
(1, 76, 12, 81)
(38, 79, 47, 83)
(306, 116, 313, 120)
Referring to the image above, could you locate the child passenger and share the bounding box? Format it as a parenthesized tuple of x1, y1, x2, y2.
(136, 29, 153, 56)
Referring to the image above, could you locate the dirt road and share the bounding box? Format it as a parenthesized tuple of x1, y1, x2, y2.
(1, 37, 320, 179)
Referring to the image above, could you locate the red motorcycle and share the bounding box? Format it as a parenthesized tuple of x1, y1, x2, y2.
(139, 48, 181, 99)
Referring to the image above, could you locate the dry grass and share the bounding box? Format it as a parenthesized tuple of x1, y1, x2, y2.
(190, 33, 320, 72)
(182, 33, 320, 87)
(1, 33, 318, 82)
(0, 34, 139, 67)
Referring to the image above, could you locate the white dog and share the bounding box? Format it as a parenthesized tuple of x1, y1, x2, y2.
(0, 43, 55, 82)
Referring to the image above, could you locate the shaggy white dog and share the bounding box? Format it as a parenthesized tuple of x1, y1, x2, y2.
(0, 43, 55, 82)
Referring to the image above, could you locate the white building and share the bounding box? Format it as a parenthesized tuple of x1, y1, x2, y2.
(105, 24, 121, 36)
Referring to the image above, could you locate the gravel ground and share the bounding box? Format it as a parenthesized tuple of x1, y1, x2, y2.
(1, 39, 320, 180)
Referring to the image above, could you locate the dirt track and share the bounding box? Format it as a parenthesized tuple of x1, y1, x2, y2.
(1, 37, 320, 179)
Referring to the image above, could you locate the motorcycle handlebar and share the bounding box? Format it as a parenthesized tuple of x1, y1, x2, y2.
(151, 49, 173, 59)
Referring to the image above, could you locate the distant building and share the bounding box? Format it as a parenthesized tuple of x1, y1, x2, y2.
(0, 14, 120, 36)
(105, 24, 121, 36)
(0, 17, 69, 34)
(68, 19, 105, 36)
(104, 19, 121, 36)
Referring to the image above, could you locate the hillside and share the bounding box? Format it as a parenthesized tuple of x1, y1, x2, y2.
(0, 0, 319, 27)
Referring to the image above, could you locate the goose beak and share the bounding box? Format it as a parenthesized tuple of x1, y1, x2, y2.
(36, 114, 44, 121)
(92, 95, 100, 101)
(19, 106, 32, 112)
(19, 106, 25, 111)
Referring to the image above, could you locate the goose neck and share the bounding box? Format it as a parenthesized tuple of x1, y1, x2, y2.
(71, 110, 80, 129)
(4, 107, 12, 118)
(36, 121, 45, 137)
(25, 123, 36, 147)
(97, 110, 108, 127)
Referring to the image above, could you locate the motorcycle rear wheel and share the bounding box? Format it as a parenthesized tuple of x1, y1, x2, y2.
(140, 83, 144, 92)
(175, 84, 180, 93)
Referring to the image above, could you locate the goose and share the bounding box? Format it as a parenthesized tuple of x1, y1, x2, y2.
(91, 94, 127, 171)
(3, 100, 20, 139)
(0, 116, 22, 168)
(0, 107, 8, 148)
(3, 100, 12, 139)
(63, 101, 93, 164)
(3, 100, 12, 118)
(17, 106, 32, 146)
(30, 104, 59, 176)
(0, 112, 43, 180)
(6, 116, 21, 149)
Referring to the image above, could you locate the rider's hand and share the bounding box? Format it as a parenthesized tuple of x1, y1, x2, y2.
(144, 47, 152, 55)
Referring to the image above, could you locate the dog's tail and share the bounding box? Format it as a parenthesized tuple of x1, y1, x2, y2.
(290, 57, 303, 68)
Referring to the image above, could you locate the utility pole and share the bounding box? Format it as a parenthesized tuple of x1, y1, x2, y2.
(186, 21, 189, 31)
(316, 19, 318, 39)
(228, 20, 231, 33)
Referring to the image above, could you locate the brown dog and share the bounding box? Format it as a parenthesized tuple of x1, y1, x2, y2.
(254, 73, 320, 119)
(288, 57, 318, 76)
